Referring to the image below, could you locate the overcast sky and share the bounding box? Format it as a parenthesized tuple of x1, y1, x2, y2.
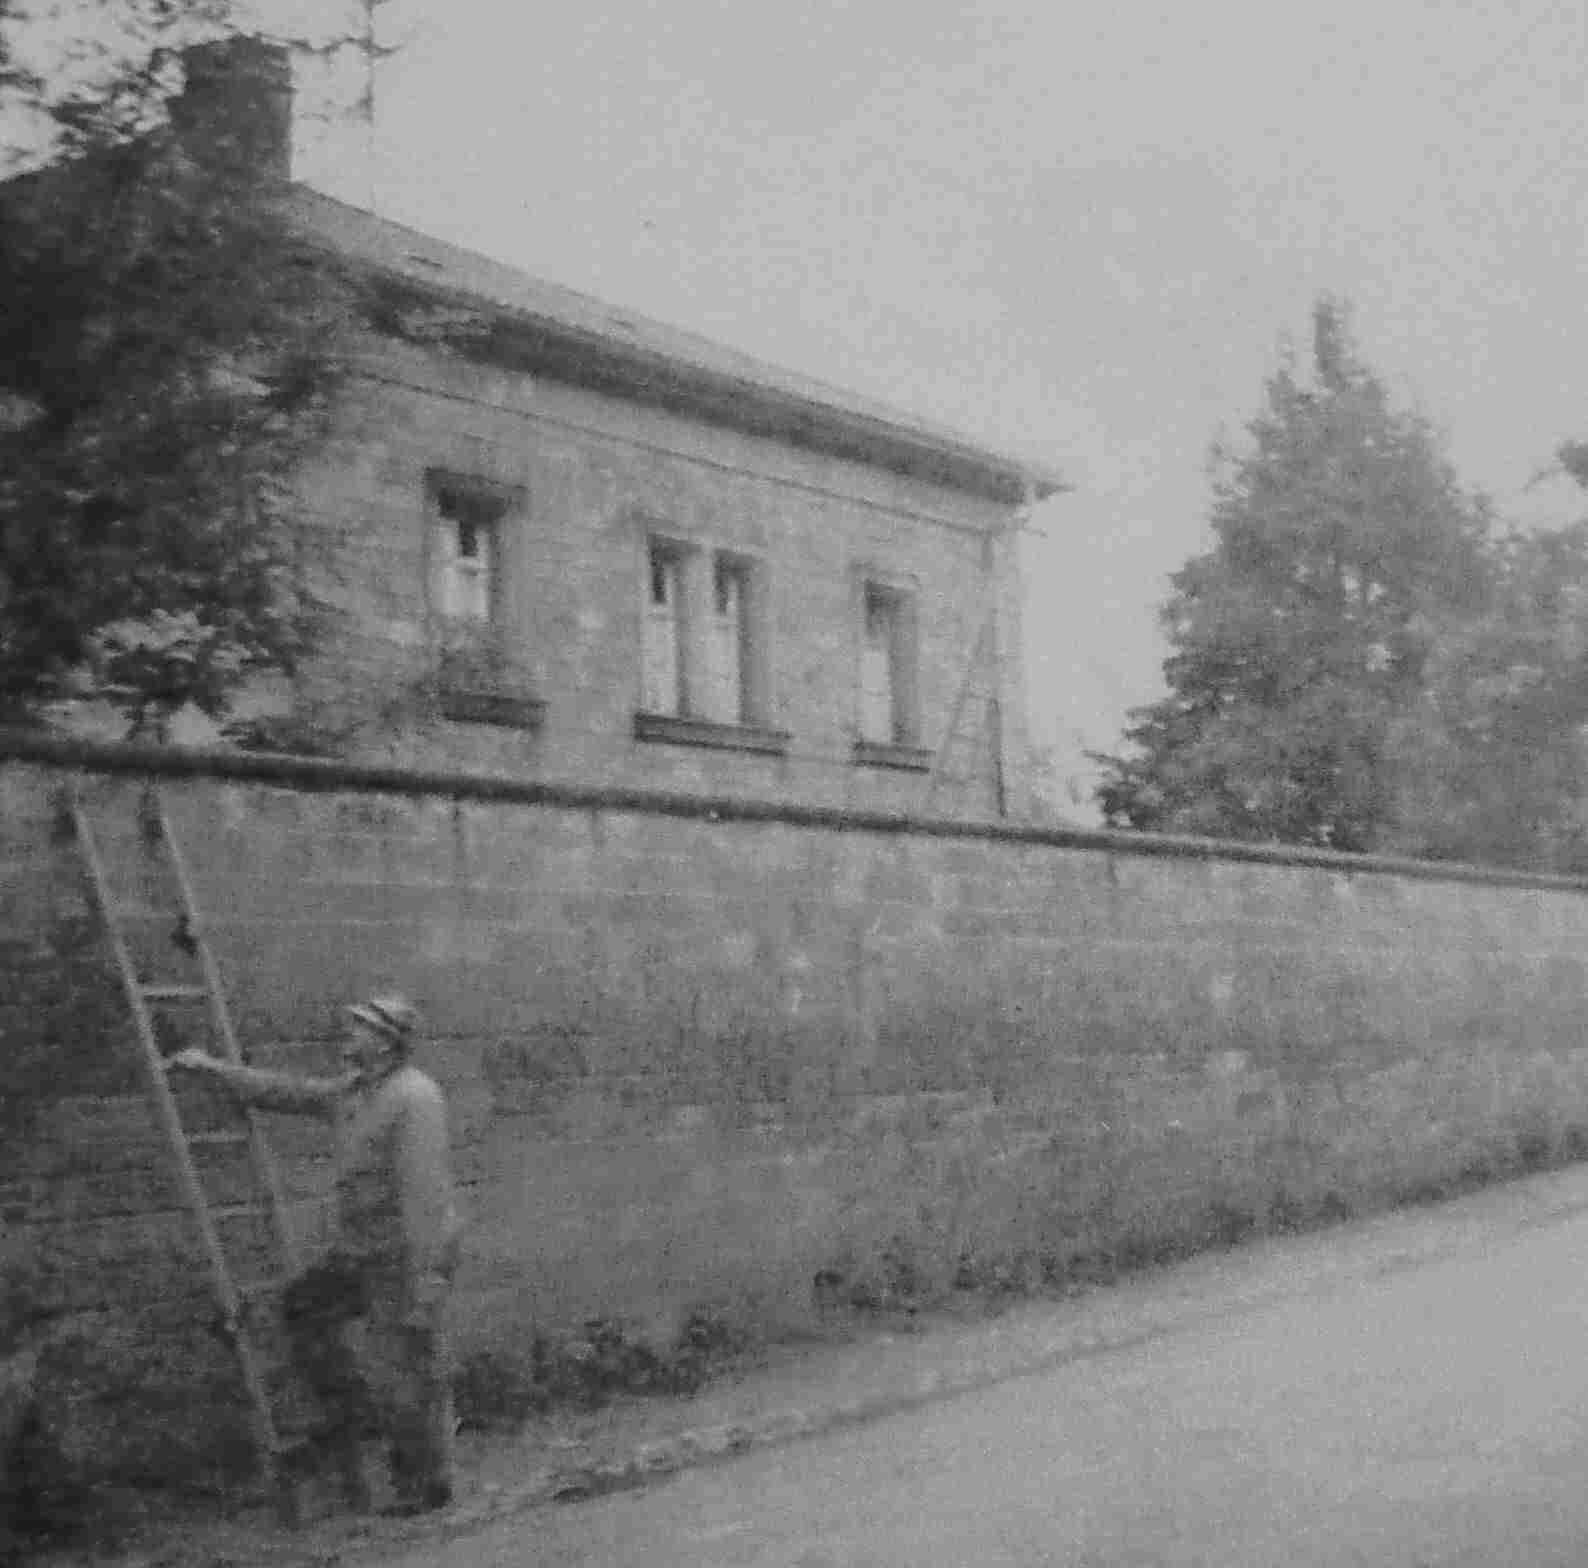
(211, 3, 1588, 810)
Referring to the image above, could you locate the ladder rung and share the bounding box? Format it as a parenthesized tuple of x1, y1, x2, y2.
(112, 904, 185, 923)
(140, 984, 210, 1003)
(187, 1129, 251, 1148)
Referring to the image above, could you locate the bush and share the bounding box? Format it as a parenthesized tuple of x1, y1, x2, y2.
(453, 1306, 758, 1432)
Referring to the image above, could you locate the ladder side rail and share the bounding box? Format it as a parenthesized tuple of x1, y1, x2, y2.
(984, 576, 1008, 820)
(924, 612, 993, 815)
(148, 790, 301, 1275)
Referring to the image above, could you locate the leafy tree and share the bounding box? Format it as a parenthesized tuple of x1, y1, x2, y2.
(1384, 502, 1588, 874)
(1092, 298, 1495, 852)
(0, 5, 361, 737)
(1559, 439, 1588, 494)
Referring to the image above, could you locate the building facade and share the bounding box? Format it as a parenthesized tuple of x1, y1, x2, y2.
(205, 42, 1067, 820)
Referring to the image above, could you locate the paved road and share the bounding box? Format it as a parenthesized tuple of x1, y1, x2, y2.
(391, 1203, 1588, 1566)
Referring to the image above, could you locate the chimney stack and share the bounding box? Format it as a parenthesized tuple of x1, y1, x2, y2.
(168, 36, 293, 184)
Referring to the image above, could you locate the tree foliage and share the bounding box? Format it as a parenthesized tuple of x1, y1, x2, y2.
(1094, 299, 1588, 873)
(0, 4, 356, 735)
(1093, 299, 1496, 853)
(1384, 514, 1588, 873)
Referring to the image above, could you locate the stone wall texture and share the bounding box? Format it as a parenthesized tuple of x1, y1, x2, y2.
(274, 339, 1031, 823)
(6, 744, 1588, 1481)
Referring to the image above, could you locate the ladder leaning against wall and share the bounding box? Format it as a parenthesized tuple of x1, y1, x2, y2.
(64, 777, 302, 1523)
(924, 529, 1008, 819)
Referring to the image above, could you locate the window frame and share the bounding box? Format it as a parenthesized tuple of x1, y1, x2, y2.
(852, 569, 929, 771)
(709, 550, 756, 728)
(424, 469, 542, 730)
(641, 532, 691, 719)
(427, 473, 511, 636)
(634, 526, 788, 756)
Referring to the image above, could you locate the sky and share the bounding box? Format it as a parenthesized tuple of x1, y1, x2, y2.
(17, 1, 1588, 815)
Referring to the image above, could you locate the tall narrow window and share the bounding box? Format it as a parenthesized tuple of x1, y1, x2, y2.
(860, 584, 900, 744)
(425, 474, 541, 728)
(643, 538, 685, 715)
(430, 484, 503, 629)
(706, 554, 753, 725)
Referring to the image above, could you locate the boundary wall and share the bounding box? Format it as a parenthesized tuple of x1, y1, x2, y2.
(5, 732, 1588, 1482)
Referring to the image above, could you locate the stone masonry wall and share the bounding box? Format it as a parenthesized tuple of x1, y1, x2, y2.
(277, 338, 1029, 821)
(7, 743, 1588, 1483)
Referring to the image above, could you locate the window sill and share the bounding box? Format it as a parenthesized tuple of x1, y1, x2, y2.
(634, 712, 791, 755)
(439, 689, 547, 730)
(852, 739, 933, 772)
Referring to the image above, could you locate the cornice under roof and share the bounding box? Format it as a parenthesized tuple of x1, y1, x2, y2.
(281, 185, 1068, 508)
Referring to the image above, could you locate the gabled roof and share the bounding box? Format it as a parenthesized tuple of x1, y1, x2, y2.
(281, 184, 1068, 507)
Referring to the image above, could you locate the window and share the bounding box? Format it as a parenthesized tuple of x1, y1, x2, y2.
(705, 554, 753, 725)
(642, 538, 686, 716)
(425, 473, 542, 729)
(430, 481, 505, 630)
(852, 575, 926, 770)
(635, 533, 787, 754)
(859, 581, 918, 747)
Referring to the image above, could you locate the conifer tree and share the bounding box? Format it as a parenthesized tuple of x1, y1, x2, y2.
(1093, 299, 1493, 852)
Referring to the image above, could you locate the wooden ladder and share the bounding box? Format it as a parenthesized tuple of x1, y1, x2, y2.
(66, 779, 301, 1523)
(924, 607, 1005, 818)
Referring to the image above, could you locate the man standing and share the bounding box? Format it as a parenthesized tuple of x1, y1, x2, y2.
(167, 994, 463, 1516)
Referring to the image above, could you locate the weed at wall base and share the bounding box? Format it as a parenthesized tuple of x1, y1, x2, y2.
(452, 1305, 754, 1432)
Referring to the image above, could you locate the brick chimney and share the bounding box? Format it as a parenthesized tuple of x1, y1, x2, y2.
(168, 36, 293, 184)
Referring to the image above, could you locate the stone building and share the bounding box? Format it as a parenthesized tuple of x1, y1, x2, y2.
(196, 41, 1068, 819)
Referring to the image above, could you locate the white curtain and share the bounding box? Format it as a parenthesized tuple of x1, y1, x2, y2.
(705, 564, 746, 724)
(643, 552, 683, 714)
(431, 517, 493, 624)
(860, 593, 895, 743)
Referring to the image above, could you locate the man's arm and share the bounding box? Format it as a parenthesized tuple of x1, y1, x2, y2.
(166, 1049, 345, 1120)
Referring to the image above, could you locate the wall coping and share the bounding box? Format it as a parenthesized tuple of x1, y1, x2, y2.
(5, 725, 1587, 895)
